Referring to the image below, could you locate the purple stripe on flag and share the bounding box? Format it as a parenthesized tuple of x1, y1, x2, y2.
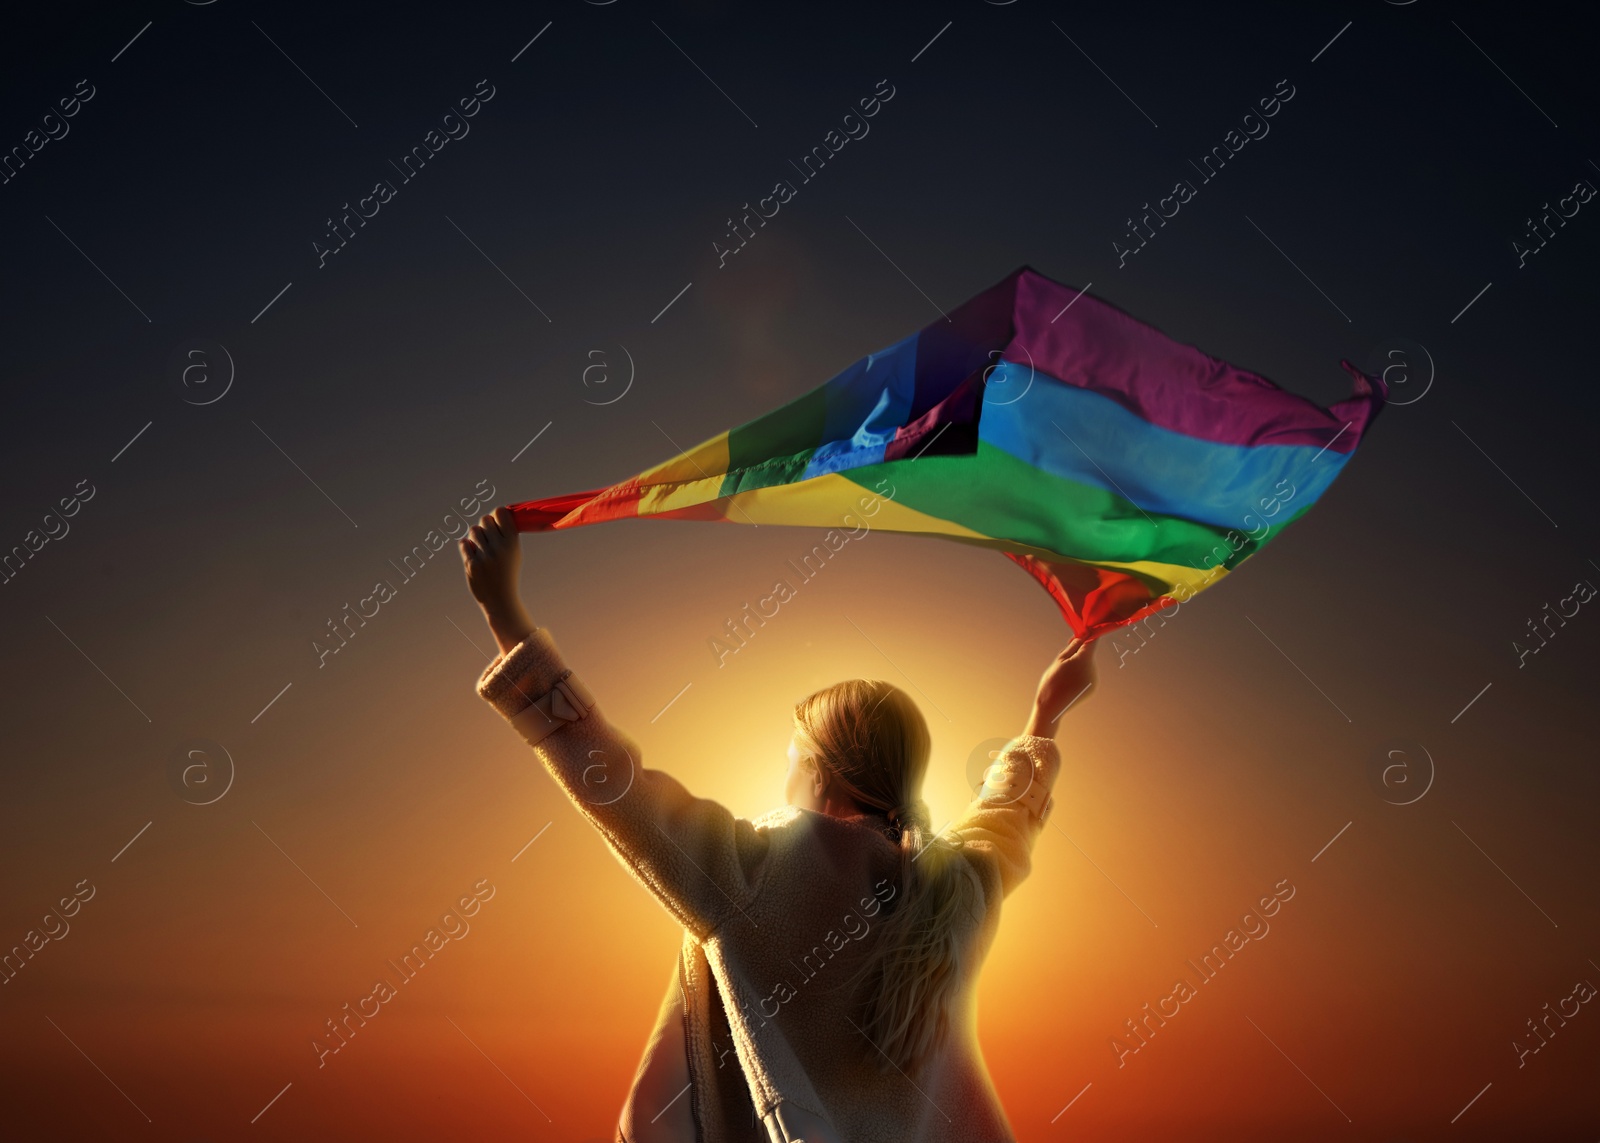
(1004, 268, 1384, 454)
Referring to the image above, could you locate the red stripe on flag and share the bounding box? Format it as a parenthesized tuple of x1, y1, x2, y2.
(1005, 553, 1173, 641)
(511, 480, 647, 532)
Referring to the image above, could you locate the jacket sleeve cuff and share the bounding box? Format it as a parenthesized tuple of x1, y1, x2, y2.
(475, 628, 569, 719)
(978, 733, 1061, 822)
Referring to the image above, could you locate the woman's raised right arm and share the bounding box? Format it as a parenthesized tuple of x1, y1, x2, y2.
(952, 638, 1098, 899)
(1023, 637, 1098, 740)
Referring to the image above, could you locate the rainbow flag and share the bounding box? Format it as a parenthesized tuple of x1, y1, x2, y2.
(511, 266, 1385, 639)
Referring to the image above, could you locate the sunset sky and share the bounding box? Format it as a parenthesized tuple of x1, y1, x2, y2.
(2, 1, 1597, 1140)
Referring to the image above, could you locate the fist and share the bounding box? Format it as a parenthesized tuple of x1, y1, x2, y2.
(1035, 637, 1097, 720)
(460, 506, 522, 611)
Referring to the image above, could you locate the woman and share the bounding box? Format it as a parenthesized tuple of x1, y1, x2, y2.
(461, 506, 1097, 1142)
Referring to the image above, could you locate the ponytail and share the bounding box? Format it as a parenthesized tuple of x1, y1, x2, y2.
(792, 681, 984, 1077)
(851, 800, 983, 1076)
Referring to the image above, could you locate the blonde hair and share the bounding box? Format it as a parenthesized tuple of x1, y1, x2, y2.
(792, 679, 983, 1077)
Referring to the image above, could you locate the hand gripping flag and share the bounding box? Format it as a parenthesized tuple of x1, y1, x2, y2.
(510, 266, 1385, 641)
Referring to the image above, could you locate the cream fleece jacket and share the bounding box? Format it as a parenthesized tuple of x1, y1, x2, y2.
(478, 628, 1061, 1143)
